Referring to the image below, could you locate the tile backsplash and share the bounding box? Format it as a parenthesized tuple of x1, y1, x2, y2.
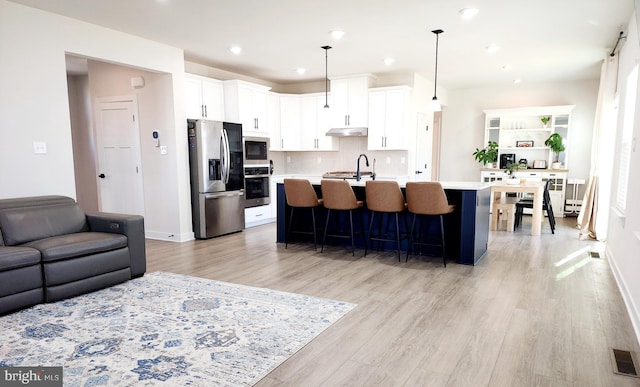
(273, 137, 409, 177)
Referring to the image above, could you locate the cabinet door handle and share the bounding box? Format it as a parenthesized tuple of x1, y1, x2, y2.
(204, 105, 208, 118)
(385, 137, 387, 147)
(345, 115, 348, 126)
(347, 115, 350, 126)
(381, 137, 384, 148)
(201, 105, 205, 117)
(281, 138, 283, 148)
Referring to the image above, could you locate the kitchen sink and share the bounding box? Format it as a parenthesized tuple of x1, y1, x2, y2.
(322, 171, 374, 179)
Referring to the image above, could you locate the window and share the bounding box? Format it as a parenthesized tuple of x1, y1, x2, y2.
(616, 64, 637, 213)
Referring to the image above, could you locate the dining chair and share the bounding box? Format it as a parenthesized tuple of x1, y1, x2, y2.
(514, 179, 555, 233)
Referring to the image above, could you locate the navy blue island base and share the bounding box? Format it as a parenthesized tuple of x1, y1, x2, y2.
(276, 181, 491, 265)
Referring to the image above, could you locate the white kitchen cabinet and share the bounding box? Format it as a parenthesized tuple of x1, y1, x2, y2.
(329, 75, 374, 129)
(245, 204, 274, 228)
(267, 93, 282, 151)
(185, 74, 225, 120)
(300, 94, 336, 150)
(277, 95, 300, 151)
(223, 80, 271, 135)
(367, 86, 411, 150)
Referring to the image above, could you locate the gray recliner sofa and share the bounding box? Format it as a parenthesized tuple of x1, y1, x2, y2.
(0, 195, 146, 315)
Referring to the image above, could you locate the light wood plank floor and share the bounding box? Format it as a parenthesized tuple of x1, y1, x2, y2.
(145, 217, 640, 387)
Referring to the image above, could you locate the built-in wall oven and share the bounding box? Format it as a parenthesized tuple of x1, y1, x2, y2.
(243, 137, 271, 208)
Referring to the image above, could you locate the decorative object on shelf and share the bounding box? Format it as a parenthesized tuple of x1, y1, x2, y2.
(321, 45, 332, 108)
(544, 133, 565, 169)
(473, 140, 499, 167)
(430, 29, 443, 112)
(540, 116, 550, 128)
(504, 162, 521, 180)
(516, 140, 534, 147)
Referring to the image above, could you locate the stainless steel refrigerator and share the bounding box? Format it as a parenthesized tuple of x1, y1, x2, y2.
(188, 119, 245, 239)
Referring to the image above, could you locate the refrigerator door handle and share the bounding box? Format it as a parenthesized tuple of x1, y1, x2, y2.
(220, 135, 227, 184)
(221, 128, 231, 184)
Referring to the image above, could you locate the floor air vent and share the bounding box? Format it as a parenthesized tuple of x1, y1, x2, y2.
(590, 251, 601, 259)
(610, 348, 639, 378)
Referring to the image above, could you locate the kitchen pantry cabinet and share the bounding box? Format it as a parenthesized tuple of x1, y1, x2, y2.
(329, 75, 374, 129)
(367, 86, 411, 150)
(223, 80, 271, 135)
(185, 74, 225, 120)
(299, 94, 336, 150)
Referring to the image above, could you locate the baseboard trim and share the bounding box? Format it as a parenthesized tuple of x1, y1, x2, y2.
(145, 230, 194, 242)
(607, 245, 640, 350)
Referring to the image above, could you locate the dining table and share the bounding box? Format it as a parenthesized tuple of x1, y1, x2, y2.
(490, 180, 545, 236)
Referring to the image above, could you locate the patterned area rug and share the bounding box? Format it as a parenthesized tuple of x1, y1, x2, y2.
(0, 272, 355, 386)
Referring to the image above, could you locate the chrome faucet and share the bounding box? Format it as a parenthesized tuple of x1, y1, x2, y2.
(356, 153, 369, 181)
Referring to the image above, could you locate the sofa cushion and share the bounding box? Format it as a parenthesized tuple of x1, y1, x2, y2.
(0, 246, 41, 271)
(0, 203, 89, 246)
(24, 232, 127, 262)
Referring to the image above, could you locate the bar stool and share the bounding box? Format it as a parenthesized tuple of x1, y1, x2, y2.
(320, 179, 365, 256)
(284, 178, 323, 250)
(364, 180, 407, 261)
(405, 182, 455, 266)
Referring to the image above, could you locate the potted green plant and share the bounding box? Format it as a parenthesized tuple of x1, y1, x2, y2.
(504, 162, 521, 184)
(540, 116, 550, 128)
(473, 141, 499, 168)
(544, 133, 565, 169)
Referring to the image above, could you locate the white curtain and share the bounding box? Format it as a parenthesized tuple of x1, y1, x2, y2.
(577, 56, 618, 240)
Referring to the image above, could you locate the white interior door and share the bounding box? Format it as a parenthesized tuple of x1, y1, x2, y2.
(95, 96, 145, 216)
(414, 112, 433, 180)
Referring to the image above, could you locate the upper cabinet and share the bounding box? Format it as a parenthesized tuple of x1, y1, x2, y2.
(267, 93, 282, 149)
(329, 75, 374, 129)
(367, 86, 411, 150)
(277, 95, 300, 151)
(300, 94, 336, 151)
(483, 105, 574, 169)
(185, 74, 225, 121)
(223, 80, 271, 135)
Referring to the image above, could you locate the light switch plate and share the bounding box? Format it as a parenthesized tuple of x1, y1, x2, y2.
(33, 141, 47, 154)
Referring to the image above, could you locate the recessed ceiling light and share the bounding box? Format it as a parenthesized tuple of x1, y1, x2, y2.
(486, 44, 500, 54)
(330, 30, 345, 40)
(383, 57, 395, 66)
(459, 8, 479, 19)
(513, 78, 522, 84)
(502, 64, 512, 71)
(229, 46, 242, 55)
(296, 68, 306, 75)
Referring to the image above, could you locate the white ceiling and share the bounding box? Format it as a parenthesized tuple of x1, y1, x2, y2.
(11, 0, 635, 89)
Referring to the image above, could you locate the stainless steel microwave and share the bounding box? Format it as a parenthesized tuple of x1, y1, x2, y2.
(243, 136, 269, 165)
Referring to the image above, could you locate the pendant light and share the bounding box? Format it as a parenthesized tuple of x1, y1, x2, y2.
(321, 45, 332, 108)
(431, 29, 443, 112)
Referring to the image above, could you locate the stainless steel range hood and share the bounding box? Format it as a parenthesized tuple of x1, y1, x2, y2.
(325, 127, 368, 137)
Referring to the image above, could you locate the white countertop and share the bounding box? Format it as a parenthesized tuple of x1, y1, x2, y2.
(272, 175, 492, 191)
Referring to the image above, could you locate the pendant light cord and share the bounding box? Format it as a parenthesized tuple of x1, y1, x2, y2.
(322, 45, 332, 108)
(431, 29, 443, 99)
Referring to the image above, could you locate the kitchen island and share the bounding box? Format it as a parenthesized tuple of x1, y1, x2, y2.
(274, 177, 492, 265)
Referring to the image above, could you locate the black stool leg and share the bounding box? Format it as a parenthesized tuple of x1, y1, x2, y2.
(311, 206, 317, 251)
(286, 207, 295, 249)
(349, 210, 355, 257)
(321, 209, 331, 253)
(395, 212, 401, 262)
(439, 215, 447, 267)
(365, 211, 376, 257)
(406, 213, 417, 262)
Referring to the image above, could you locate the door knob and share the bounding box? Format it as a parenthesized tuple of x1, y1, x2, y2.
(98, 173, 106, 178)
(415, 171, 423, 174)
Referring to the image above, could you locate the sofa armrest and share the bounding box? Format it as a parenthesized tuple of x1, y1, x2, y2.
(85, 212, 146, 277)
